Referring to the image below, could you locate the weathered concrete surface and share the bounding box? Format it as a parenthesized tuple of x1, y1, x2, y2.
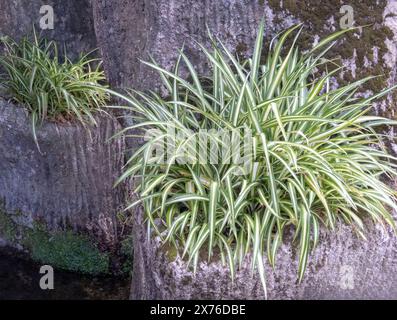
(0, 99, 126, 248)
(0, 0, 97, 59)
(131, 206, 397, 300)
(92, 0, 274, 90)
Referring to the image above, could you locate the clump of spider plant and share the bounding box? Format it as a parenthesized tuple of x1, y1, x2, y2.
(0, 29, 109, 149)
(112, 22, 397, 297)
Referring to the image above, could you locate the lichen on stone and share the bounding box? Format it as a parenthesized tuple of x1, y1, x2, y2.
(266, 0, 395, 118)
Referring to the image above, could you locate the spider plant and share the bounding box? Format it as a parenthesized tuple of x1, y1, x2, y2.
(0, 29, 109, 150)
(112, 22, 397, 297)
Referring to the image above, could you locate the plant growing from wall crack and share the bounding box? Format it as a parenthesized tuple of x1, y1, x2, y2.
(113, 22, 397, 297)
(0, 29, 109, 150)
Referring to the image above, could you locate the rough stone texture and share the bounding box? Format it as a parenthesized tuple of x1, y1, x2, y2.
(92, 0, 274, 90)
(264, 0, 397, 120)
(92, 0, 146, 89)
(0, 0, 97, 59)
(131, 206, 397, 300)
(0, 99, 126, 248)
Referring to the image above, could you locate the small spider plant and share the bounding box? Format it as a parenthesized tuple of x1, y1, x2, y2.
(0, 29, 109, 150)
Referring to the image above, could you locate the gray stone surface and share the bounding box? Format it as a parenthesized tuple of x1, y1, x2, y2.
(0, 99, 126, 248)
(92, 0, 273, 90)
(131, 206, 397, 300)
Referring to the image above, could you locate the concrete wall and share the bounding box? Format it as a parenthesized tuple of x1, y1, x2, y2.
(0, 99, 126, 249)
(131, 207, 397, 299)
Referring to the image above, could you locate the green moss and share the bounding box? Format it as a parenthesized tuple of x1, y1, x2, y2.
(0, 203, 114, 275)
(267, 0, 392, 117)
(0, 209, 17, 242)
(163, 242, 179, 261)
(120, 236, 133, 257)
(23, 224, 109, 275)
(120, 236, 133, 274)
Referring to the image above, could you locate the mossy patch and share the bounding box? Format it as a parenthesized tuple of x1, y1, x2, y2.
(0, 204, 128, 276)
(0, 209, 17, 242)
(23, 223, 109, 275)
(0, 207, 132, 276)
(266, 0, 394, 118)
(119, 235, 133, 274)
(163, 242, 179, 262)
